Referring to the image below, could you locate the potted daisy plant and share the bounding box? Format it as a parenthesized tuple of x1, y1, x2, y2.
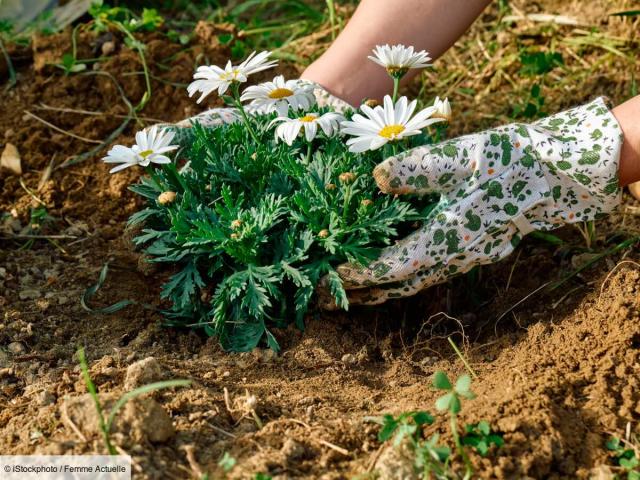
(105, 45, 452, 351)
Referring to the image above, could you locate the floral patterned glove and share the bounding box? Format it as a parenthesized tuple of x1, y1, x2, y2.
(320, 97, 623, 308)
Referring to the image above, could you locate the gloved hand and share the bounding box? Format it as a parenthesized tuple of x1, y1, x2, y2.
(173, 78, 352, 129)
(319, 97, 623, 308)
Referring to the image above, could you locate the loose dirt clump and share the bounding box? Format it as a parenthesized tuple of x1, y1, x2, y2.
(1, 2, 640, 479)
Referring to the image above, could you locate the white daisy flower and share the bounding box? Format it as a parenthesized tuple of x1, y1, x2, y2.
(271, 112, 344, 146)
(187, 61, 237, 102)
(103, 125, 178, 173)
(431, 96, 452, 122)
(187, 51, 277, 103)
(341, 95, 442, 153)
(368, 44, 432, 76)
(236, 50, 278, 77)
(240, 75, 316, 116)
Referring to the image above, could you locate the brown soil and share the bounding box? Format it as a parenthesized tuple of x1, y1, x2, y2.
(1, 3, 640, 480)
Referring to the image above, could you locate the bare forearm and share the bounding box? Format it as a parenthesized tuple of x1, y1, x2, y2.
(613, 95, 640, 187)
(301, 0, 491, 105)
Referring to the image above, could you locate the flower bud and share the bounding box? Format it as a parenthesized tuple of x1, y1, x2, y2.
(363, 98, 379, 108)
(318, 229, 329, 239)
(361, 199, 374, 207)
(231, 219, 243, 230)
(230, 233, 240, 240)
(158, 191, 177, 205)
(431, 96, 452, 123)
(325, 183, 337, 191)
(339, 172, 357, 184)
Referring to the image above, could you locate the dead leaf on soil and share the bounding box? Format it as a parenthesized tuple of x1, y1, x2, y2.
(1, 143, 22, 176)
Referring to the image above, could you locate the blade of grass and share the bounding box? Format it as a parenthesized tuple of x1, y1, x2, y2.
(447, 337, 477, 379)
(77, 347, 116, 455)
(105, 380, 191, 434)
(610, 10, 640, 17)
(0, 37, 16, 90)
(549, 236, 640, 291)
(81, 262, 136, 314)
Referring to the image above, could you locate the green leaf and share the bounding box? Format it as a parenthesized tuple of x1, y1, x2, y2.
(435, 392, 454, 411)
(454, 374, 472, 395)
(478, 420, 490, 435)
(620, 457, 639, 469)
(218, 452, 236, 473)
(413, 411, 434, 426)
(432, 371, 452, 390)
(378, 415, 398, 442)
(606, 437, 621, 451)
(160, 261, 205, 309)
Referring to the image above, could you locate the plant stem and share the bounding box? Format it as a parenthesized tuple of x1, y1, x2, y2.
(306, 142, 313, 164)
(586, 220, 596, 249)
(162, 163, 188, 192)
(0, 37, 16, 90)
(342, 185, 352, 224)
(326, 0, 337, 39)
(392, 77, 400, 103)
(112, 22, 152, 111)
(145, 165, 163, 190)
(450, 414, 473, 480)
(448, 337, 477, 379)
(231, 83, 260, 144)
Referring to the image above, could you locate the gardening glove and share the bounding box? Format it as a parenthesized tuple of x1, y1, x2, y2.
(319, 97, 623, 308)
(174, 80, 353, 129)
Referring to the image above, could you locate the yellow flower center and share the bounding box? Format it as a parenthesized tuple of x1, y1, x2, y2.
(299, 114, 318, 123)
(139, 149, 154, 158)
(386, 66, 409, 78)
(268, 88, 294, 99)
(379, 124, 405, 139)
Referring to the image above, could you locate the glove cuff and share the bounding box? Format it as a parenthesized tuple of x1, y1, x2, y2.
(532, 96, 623, 226)
(298, 79, 354, 113)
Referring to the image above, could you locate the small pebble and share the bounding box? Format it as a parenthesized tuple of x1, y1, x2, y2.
(36, 391, 56, 406)
(19, 289, 41, 300)
(101, 41, 116, 56)
(341, 353, 356, 364)
(7, 342, 26, 355)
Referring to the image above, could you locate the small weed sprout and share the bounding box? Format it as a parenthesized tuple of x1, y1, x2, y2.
(56, 53, 87, 75)
(372, 411, 451, 478)
(378, 411, 435, 447)
(218, 452, 237, 473)
(433, 371, 476, 479)
(374, 372, 503, 479)
(84, 2, 162, 110)
(607, 436, 640, 480)
(77, 347, 190, 455)
(461, 421, 504, 457)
